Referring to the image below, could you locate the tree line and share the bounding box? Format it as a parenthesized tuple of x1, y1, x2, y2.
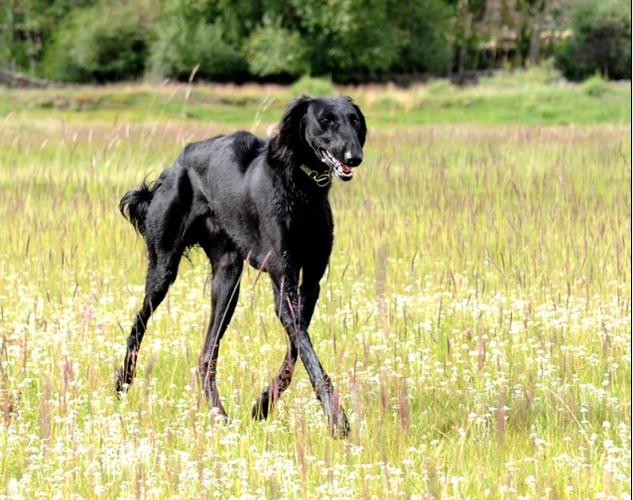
(0, 0, 630, 84)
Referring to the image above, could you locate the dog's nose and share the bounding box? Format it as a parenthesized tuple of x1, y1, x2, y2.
(344, 151, 363, 167)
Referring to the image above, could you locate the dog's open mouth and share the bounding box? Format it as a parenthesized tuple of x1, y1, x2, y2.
(319, 150, 354, 181)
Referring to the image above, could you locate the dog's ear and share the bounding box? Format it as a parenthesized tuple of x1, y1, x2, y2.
(269, 96, 311, 166)
(345, 96, 367, 146)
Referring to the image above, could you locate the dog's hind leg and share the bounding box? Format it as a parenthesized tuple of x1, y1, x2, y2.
(116, 165, 198, 395)
(199, 234, 243, 417)
(115, 249, 182, 394)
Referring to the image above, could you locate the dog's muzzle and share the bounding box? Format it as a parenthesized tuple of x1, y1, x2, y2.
(319, 149, 357, 181)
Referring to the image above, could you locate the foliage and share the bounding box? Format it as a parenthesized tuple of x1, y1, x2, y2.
(2, 0, 632, 83)
(0, 0, 96, 71)
(555, 0, 631, 81)
(44, 0, 153, 82)
(150, 15, 245, 82)
(582, 73, 609, 97)
(290, 0, 401, 81)
(244, 20, 309, 79)
(388, 0, 453, 74)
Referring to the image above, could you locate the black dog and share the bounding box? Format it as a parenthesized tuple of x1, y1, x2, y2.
(116, 96, 366, 436)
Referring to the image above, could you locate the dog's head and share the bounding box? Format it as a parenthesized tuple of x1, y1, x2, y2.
(269, 96, 367, 182)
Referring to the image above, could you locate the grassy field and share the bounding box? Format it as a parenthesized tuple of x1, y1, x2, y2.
(0, 70, 630, 128)
(0, 74, 630, 498)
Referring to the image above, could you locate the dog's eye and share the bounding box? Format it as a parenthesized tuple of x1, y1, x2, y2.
(319, 114, 336, 128)
(319, 117, 334, 128)
(351, 117, 360, 129)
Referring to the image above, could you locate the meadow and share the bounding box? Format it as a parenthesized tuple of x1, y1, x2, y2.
(0, 73, 630, 498)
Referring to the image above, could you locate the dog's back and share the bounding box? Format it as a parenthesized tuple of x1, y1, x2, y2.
(121, 131, 264, 224)
(177, 131, 265, 175)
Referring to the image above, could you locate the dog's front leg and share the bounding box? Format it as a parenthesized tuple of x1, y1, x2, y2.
(273, 273, 349, 437)
(252, 274, 322, 421)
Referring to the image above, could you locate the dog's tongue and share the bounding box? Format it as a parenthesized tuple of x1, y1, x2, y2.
(339, 165, 353, 175)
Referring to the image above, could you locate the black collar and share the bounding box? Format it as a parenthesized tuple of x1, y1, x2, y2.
(299, 164, 331, 187)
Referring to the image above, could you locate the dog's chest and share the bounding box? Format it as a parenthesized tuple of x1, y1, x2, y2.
(280, 200, 332, 250)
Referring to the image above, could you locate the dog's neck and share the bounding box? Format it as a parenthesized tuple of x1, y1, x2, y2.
(298, 164, 331, 187)
(268, 138, 332, 194)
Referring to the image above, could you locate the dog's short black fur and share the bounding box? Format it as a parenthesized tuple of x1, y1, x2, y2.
(116, 96, 366, 436)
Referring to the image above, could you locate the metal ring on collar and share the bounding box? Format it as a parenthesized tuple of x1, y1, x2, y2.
(299, 164, 331, 187)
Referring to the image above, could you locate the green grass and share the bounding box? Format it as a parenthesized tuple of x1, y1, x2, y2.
(0, 76, 630, 497)
(0, 70, 630, 128)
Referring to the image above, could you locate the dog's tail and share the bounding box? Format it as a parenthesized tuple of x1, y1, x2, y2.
(119, 181, 153, 236)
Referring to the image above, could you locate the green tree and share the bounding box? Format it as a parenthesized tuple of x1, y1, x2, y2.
(44, 0, 154, 82)
(290, 0, 401, 81)
(555, 0, 631, 80)
(244, 19, 309, 79)
(0, 0, 96, 72)
(150, 16, 245, 81)
(388, 0, 454, 75)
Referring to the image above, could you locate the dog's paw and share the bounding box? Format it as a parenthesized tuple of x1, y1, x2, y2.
(114, 368, 129, 397)
(251, 394, 271, 421)
(329, 410, 350, 439)
(210, 406, 229, 424)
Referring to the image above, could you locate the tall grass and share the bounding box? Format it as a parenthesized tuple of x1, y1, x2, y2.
(0, 84, 630, 497)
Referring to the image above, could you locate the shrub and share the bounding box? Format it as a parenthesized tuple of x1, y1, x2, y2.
(425, 79, 454, 95)
(244, 21, 309, 79)
(555, 0, 631, 81)
(149, 17, 246, 82)
(582, 74, 609, 97)
(44, 0, 152, 82)
(484, 63, 563, 88)
(291, 75, 334, 97)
